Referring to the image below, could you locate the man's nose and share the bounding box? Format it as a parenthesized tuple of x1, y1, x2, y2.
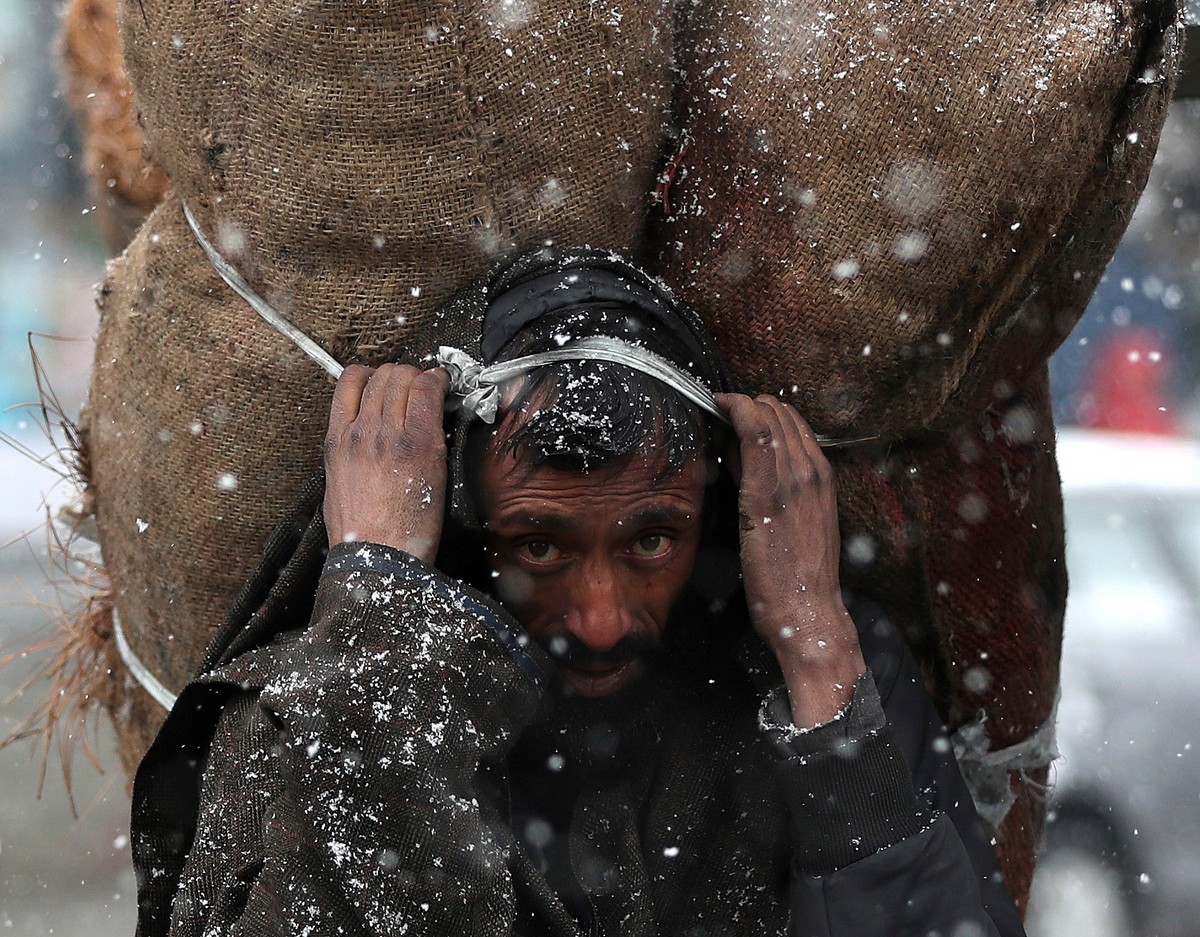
(563, 562, 633, 653)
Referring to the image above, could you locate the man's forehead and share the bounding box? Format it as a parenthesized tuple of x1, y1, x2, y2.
(477, 447, 706, 520)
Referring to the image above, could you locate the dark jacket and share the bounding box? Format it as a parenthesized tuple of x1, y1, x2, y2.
(131, 482, 1026, 937)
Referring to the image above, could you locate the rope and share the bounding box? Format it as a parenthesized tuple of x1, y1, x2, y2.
(182, 201, 344, 380)
(112, 609, 179, 711)
(181, 200, 877, 448)
(436, 339, 729, 426)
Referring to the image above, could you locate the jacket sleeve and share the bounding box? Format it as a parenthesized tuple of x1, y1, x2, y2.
(771, 604, 1027, 937)
(169, 541, 546, 937)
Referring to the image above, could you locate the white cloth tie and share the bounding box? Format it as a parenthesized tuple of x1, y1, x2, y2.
(436, 338, 729, 425)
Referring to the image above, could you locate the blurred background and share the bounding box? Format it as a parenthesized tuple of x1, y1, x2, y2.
(0, 3, 133, 935)
(1, 3, 1199, 935)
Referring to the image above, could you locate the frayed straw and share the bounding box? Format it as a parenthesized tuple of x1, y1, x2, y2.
(1, 583, 117, 815)
(0, 333, 142, 806)
(59, 0, 168, 214)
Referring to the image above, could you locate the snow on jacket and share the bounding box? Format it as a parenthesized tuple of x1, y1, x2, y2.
(131, 492, 1026, 937)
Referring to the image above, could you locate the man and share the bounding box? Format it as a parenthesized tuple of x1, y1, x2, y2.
(131, 249, 1025, 936)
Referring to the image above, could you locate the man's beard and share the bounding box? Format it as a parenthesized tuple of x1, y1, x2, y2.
(509, 586, 743, 781)
(517, 631, 676, 778)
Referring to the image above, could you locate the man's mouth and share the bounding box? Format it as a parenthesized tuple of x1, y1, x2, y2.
(558, 659, 642, 698)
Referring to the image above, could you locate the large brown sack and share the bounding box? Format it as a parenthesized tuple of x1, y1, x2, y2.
(832, 371, 1064, 911)
(86, 0, 674, 759)
(649, 3, 1176, 909)
(115, 0, 671, 343)
(652, 0, 1179, 439)
(60, 0, 168, 253)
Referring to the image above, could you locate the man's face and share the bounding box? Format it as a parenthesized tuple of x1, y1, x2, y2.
(475, 445, 706, 700)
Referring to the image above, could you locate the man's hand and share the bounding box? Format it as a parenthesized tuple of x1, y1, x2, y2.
(717, 393, 867, 727)
(323, 364, 450, 564)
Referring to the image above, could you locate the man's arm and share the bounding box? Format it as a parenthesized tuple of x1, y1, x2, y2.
(148, 365, 550, 936)
(163, 543, 546, 937)
(763, 609, 1026, 937)
(716, 393, 867, 727)
(717, 393, 1024, 937)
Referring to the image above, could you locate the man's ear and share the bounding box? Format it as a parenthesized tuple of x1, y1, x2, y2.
(449, 415, 488, 531)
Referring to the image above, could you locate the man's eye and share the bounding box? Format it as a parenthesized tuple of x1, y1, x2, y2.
(632, 534, 671, 557)
(519, 540, 561, 562)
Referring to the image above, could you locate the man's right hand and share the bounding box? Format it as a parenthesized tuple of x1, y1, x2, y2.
(322, 364, 450, 563)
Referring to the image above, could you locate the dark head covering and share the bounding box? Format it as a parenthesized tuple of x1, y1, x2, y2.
(444, 246, 729, 391)
(445, 246, 729, 526)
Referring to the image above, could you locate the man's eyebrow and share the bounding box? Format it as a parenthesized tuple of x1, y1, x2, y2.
(491, 511, 572, 532)
(624, 507, 695, 528)
(489, 506, 695, 531)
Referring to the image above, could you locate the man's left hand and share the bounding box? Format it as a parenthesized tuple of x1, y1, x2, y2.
(717, 393, 867, 727)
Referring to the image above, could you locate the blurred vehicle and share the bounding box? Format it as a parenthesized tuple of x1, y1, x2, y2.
(1026, 428, 1200, 937)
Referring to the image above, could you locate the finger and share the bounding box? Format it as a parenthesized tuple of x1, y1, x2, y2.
(357, 363, 398, 421)
(772, 398, 833, 481)
(403, 367, 451, 440)
(728, 395, 787, 491)
(754, 396, 805, 487)
(757, 396, 812, 501)
(764, 398, 836, 502)
(718, 393, 774, 448)
(760, 396, 814, 465)
(380, 364, 422, 428)
(776, 399, 823, 456)
(329, 365, 374, 430)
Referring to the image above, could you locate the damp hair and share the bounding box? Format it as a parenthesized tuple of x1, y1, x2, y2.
(491, 359, 705, 477)
(479, 301, 709, 476)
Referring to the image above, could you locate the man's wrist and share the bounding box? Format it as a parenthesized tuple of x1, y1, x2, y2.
(325, 528, 440, 564)
(779, 656, 868, 728)
(765, 604, 868, 728)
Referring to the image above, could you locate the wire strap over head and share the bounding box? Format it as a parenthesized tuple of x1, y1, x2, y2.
(437, 338, 729, 426)
(182, 202, 875, 448)
(183, 201, 345, 380)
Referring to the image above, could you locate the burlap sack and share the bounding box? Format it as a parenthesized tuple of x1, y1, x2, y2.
(832, 370, 1064, 910)
(115, 0, 672, 354)
(60, 0, 168, 253)
(649, 6, 1176, 905)
(83, 194, 327, 763)
(651, 0, 1178, 439)
(86, 0, 673, 757)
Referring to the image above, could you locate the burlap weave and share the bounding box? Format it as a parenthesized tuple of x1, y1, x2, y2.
(115, 0, 672, 356)
(652, 0, 1178, 439)
(61, 0, 167, 253)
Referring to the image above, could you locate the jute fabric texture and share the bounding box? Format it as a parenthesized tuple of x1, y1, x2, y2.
(115, 0, 673, 348)
(651, 0, 1179, 438)
(830, 367, 1064, 910)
